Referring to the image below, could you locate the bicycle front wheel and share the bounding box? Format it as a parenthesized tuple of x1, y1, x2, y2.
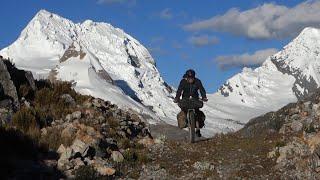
(188, 111, 196, 143)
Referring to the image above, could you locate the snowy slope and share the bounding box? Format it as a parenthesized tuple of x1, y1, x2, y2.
(204, 27, 320, 135)
(0, 10, 179, 124)
(2, 10, 320, 136)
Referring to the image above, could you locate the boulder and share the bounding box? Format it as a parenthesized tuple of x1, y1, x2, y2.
(71, 139, 87, 155)
(71, 158, 85, 170)
(57, 144, 66, 155)
(72, 111, 82, 119)
(61, 94, 76, 106)
(111, 151, 124, 163)
(24, 71, 36, 91)
(193, 161, 215, 171)
(0, 99, 13, 109)
(61, 124, 76, 139)
(96, 166, 116, 176)
(60, 147, 74, 160)
(291, 121, 303, 132)
(0, 60, 19, 109)
(92, 98, 102, 108)
(65, 114, 72, 122)
(138, 137, 155, 147)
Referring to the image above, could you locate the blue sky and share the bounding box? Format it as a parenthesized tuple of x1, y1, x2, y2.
(0, 0, 317, 93)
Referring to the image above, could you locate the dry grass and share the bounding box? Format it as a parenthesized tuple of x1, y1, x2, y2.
(12, 108, 38, 132)
(33, 81, 88, 119)
(39, 127, 75, 151)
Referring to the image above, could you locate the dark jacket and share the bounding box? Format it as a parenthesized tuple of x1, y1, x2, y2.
(175, 78, 207, 100)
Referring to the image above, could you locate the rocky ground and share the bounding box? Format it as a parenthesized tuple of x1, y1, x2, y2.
(2, 56, 320, 179)
(0, 57, 157, 179)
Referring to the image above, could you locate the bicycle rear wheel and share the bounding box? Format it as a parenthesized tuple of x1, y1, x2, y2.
(188, 110, 196, 143)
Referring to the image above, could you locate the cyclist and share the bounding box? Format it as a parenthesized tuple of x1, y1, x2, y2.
(174, 69, 208, 137)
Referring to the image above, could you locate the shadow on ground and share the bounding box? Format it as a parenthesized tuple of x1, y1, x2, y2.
(0, 127, 63, 180)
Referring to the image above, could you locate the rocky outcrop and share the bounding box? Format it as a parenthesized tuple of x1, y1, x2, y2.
(0, 57, 37, 110)
(59, 42, 86, 63)
(0, 58, 19, 109)
(241, 89, 320, 179)
(40, 96, 152, 178)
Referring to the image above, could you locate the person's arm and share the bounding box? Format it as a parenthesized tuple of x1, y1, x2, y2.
(198, 79, 207, 100)
(174, 79, 184, 102)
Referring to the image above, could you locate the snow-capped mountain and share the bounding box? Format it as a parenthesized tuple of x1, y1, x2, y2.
(2, 10, 320, 136)
(203, 27, 320, 134)
(0, 10, 179, 124)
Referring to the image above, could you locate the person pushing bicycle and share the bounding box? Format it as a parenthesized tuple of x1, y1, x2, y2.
(174, 69, 208, 137)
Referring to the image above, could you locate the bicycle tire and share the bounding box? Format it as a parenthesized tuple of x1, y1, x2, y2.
(188, 110, 196, 143)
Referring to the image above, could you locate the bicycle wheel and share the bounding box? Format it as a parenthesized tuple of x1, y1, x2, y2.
(188, 110, 196, 143)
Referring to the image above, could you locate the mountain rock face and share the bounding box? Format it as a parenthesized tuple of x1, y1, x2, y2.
(0, 58, 19, 109)
(2, 10, 320, 136)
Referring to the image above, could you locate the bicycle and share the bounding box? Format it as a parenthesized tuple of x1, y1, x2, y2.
(187, 108, 196, 143)
(175, 97, 206, 143)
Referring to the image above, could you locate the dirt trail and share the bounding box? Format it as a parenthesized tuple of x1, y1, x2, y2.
(144, 123, 279, 179)
(149, 123, 208, 142)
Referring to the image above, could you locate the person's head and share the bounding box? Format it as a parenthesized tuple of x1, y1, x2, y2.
(185, 69, 195, 83)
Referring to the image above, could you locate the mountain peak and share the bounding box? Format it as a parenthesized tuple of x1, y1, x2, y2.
(299, 27, 320, 37)
(0, 10, 178, 127)
(32, 9, 60, 22)
(36, 9, 52, 16)
(289, 26, 320, 48)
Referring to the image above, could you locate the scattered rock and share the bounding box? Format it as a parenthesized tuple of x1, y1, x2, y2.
(61, 124, 76, 139)
(72, 111, 82, 119)
(96, 166, 116, 176)
(291, 121, 303, 132)
(61, 94, 76, 106)
(111, 151, 124, 163)
(193, 161, 215, 171)
(71, 139, 87, 155)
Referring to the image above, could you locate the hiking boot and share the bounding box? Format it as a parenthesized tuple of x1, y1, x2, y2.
(196, 129, 202, 137)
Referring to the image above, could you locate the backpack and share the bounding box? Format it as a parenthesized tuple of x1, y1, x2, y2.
(177, 111, 187, 129)
(196, 110, 206, 128)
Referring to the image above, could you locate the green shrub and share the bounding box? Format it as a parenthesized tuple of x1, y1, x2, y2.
(107, 117, 119, 129)
(12, 108, 37, 132)
(275, 141, 286, 148)
(19, 84, 34, 99)
(123, 148, 138, 162)
(74, 165, 99, 180)
(136, 151, 150, 164)
(305, 124, 316, 133)
(39, 127, 74, 151)
(34, 81, 89, 119)
(118, 138, 131, 149)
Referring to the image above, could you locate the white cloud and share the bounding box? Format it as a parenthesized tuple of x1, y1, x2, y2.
(184, 1, 320, 39)
(188, 35, 219, 47)
(215, 48, 278, 69)
(159, 8, 173, 19)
